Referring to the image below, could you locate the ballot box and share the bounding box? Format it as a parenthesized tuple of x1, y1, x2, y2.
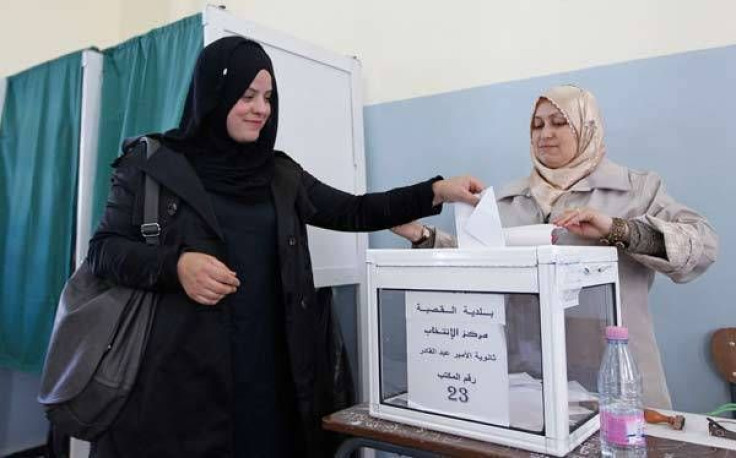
(365, 246, 620, 457)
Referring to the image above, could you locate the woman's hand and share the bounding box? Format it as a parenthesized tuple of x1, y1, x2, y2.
(551, 207, 616, 240)
(391, 221, 426, 243)
(432, 175, 485, 206)
(177, 252, 240, 306)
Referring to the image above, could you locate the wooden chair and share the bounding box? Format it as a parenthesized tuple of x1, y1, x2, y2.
(711, 328, 736, 418)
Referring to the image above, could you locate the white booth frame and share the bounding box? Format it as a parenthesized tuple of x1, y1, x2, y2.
(0, 77, 6, 124)
(365, 247, 621, 457)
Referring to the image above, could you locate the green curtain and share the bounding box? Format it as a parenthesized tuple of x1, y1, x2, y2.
(90, 14, 203, 230)
(0, 52, 83, 372)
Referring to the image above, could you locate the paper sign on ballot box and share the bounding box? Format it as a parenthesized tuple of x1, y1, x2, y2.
(406, 291, 510, 426)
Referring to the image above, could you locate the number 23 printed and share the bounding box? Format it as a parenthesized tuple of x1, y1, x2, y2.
(447, 386, 469, 403)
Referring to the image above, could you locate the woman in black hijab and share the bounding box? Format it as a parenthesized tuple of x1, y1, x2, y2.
(88, 36, 483, 458)
(166, 37, 279, 201)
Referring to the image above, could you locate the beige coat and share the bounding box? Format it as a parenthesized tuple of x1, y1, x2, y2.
(433, 159, 718, 408)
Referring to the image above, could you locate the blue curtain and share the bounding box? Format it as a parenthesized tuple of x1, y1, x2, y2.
(90, 14, 203, 230)
(0, 52, 83, 372)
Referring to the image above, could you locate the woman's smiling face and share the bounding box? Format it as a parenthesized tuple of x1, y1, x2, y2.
(531, 99, 578, 169)
(226, 69, 273, 143)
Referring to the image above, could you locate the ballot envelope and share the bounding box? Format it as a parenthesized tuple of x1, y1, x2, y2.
(364, 246, 620, 456)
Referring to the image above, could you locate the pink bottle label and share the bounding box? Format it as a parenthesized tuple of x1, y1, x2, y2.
(600, 411, 645, 446)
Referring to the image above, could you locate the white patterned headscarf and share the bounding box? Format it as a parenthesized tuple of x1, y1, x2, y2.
(529, 85, 606, 216)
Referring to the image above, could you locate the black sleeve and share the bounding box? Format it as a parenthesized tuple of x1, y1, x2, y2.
(86, 154, 182, 291)
(302, 169, 443, 232)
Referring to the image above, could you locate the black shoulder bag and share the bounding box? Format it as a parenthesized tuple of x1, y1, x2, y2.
(38, 137, 162, 441)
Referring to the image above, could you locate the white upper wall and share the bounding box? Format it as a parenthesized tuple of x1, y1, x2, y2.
(2, 0, 736, 104)
(0, 0, 123, 77)
(357, 0, 736, 104)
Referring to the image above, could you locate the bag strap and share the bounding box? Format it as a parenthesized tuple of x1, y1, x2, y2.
(139, 137, 162, 246)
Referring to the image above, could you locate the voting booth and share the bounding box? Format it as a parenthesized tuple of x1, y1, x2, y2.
(365, 246, 620, 456)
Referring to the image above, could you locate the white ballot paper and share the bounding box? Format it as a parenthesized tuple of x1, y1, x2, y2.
(455, 187, 505, 248)
(406, 291, 510, 426)
(504, 224, 559, 246)
(455, 187, 559, 248)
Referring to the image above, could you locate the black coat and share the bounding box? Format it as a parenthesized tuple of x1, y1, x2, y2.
(87, 141, 441, 457)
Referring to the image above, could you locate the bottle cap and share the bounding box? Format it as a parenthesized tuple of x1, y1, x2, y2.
(605, 326, 629, 340)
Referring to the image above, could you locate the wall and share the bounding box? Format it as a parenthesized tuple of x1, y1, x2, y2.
(366, 44, 736, 413)
(0, 370, 47, 455)
(0, 0, 121, 77)
(5, 1, 736, 104)
(1, 0, 736, 452)
(355, 0, 736, 104)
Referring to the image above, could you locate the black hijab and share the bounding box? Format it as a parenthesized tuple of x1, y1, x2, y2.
(164, 37, 279, 200)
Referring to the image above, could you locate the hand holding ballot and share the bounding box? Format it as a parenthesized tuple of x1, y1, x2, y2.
(431, 175, 486, 207)
(391, 187, 561, 249)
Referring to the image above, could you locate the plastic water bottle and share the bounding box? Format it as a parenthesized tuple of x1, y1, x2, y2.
(597, 326, 647, 457)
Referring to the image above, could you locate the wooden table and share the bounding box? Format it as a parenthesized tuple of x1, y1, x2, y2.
(323, 404, 734, 457)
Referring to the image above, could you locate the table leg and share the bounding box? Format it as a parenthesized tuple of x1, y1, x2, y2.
(334, 437, 442, 458)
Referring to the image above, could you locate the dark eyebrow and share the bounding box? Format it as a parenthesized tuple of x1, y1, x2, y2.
(244, 87, 272, 95)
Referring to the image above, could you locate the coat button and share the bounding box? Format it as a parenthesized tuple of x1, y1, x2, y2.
(167, 201, 178, 216)
(300, 298, 308, 309)
(288, 236, 297, 246)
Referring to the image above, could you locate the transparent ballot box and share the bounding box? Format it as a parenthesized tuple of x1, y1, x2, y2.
(365, 246, 620, 456)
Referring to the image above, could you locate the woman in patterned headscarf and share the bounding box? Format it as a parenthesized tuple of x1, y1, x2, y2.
(393, 85, 718, 409)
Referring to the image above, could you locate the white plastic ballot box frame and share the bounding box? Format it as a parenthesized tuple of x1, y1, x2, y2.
(365, 246, 621, 457)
